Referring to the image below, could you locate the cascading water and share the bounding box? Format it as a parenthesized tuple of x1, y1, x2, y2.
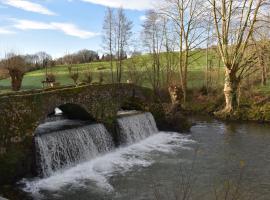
(35, 123, 114, 177)
(117, 112, 159, 145)
(23, 112, 196, 199)
(35, 112, 159, 177)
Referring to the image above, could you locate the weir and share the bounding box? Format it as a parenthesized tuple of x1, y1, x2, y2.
(35, 124, 114, 177)
(34, 112, 159, 177)
(117, 112, 159, 145)
(0, 84, 155, 185)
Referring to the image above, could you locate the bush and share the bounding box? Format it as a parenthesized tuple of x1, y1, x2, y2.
(82, 71, 93, 84)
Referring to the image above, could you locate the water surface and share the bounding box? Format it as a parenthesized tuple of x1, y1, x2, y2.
(22, 116, 270, 200)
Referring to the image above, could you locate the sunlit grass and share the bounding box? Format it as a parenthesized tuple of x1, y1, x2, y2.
(3, 50, 266, 95)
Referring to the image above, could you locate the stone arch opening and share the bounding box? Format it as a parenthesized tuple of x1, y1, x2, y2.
(57, 103, 94, 121)
(35, 103, 95, 136)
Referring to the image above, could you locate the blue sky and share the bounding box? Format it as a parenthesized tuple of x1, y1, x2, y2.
(0, 0, 155, 58)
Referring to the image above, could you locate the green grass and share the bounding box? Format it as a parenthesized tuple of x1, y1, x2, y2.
(253, 82, 270, 95)
(0, 49, 251, 94)
(0, 61, 113, 90)
(0, 52, 224, 93)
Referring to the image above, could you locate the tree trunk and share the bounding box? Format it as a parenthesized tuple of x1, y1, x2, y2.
(182, 80, 187, 104)
(223, 69, 239, 113)
(119, 59, 122, 83)
(110, 54, 114, 84)
(262, 64, 267, 86)
(9, 69, 24, 91)
(11, 75, 23, 91)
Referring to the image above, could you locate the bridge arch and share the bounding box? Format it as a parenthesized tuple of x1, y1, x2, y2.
(33, 103, 96, 137)
(56, 103, 95, 121)
(0, 84, 154, 185)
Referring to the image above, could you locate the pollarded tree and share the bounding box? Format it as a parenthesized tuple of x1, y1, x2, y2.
(210, 0, 267, 114)
(2, 53, 27, 91)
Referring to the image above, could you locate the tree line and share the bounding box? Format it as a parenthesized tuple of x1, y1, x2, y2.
(0, 49, 104, 90)
(102, 0, 270, 115)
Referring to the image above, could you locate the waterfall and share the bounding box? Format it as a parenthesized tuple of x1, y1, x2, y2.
(35, 124, 114, 177)
(117, 112, 159, 145)
(34, 112, 159, 178)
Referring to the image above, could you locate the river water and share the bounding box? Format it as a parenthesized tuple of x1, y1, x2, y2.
(21, 116, 270, 200)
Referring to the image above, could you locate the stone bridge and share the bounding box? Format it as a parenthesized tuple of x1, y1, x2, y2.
(0, 84, 154, 185)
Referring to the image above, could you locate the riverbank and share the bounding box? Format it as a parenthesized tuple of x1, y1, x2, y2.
(183, 88, 270, 123)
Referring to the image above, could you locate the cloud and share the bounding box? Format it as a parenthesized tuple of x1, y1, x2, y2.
(11, 19, 99, 39)
(0, 27, 15, 34)
(1, 0, 56, 15)
(81, 0, 158, 10)
(13, 20, 53, 30)
(51, 22, 99, 39)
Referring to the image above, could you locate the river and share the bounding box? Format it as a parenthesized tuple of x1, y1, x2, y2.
(20, 115, 270, 200)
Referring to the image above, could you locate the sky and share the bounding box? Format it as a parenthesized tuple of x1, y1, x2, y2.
(0, 0, 157, 58)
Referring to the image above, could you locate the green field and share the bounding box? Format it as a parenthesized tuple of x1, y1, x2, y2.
(0, 50, 268, 95)
(0, 62, 111, 91)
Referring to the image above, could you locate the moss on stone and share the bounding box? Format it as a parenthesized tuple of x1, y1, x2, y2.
(0, 137, 33, 185)
(148, 103, 166, 128)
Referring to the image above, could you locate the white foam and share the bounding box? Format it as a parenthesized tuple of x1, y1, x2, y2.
(22, 132, 195, 197)
(117, 110, 141, 116)
(55, 108, 63, 115)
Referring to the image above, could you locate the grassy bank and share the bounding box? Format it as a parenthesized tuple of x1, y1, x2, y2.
(0, 50, 226, 91)
(182, 86, 270, 122)
(0, 49, 269, 101)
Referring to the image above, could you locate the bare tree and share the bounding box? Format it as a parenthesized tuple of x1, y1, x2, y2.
(126, 55, 147, 86)
(69, 67, 79, 86)
(160, 0, 206, 103)
(99, 71, 104, 84)
(210, 0, 266, 114)
(252, 39, 269, 86)
(103, 7, 115, 83)
(142, 10, 164, 91)
(67, 55, 80, 86)
(162, 16, 179, 87)
(35, 52, 52, 78)
(82, 67, 93, 84)
(204, 15, 215, 91)
(1, 53, 27, 91)
(115, 7, 133, 83)
(253, 14, 270, 86)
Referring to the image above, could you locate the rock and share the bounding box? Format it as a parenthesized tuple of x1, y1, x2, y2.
(152, 103, 191, 133)
(163, 111, 191, 133)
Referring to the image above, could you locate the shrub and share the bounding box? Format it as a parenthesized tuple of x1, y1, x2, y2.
(82, 71, 93, 84)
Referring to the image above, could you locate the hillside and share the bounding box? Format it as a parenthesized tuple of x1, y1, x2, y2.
(0, 49, 268, 95)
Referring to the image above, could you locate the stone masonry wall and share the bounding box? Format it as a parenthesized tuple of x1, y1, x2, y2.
(0, 83, 153, 185)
